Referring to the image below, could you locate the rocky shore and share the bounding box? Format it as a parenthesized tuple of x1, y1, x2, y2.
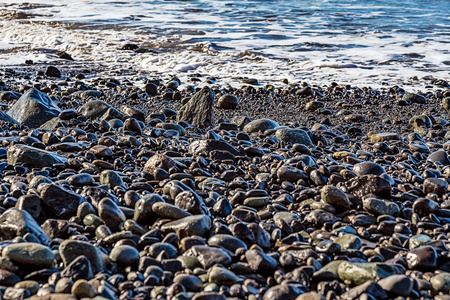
(0, 64, 450, 300)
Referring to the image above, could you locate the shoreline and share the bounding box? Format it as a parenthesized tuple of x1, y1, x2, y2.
(0, 62, 449, 299)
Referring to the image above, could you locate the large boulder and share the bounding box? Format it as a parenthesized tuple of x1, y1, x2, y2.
(7, 88, 60, 128)
(177, 86, 214, 128)
(7, 144, 68, 168)
(0, 208, 51, 245)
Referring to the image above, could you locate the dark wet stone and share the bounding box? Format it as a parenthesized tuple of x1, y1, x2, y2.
(174, 274, 203, 292)
(7, 144, 68, 168)
(428, 150, 450, 165)
(188, 139, 240, 156)
(340, 281, 387, 300)
(305, 209, 336, 227)
(0, 270, 21, 286)
(321, 185, 350, 210)
(378, 274, 413, 297)
(362, 197, 400, 216)
(403, 93, 426, 104)
(263, 284, 303, 300)
(67, 173, 94, 186)
(423, 177, 448, 196)
(61, 255, 93, 281)
(276, 128, 314, 147)
(208, 234, 248, 252)
(406, 245, 437, 270)
(0, 110, 19, 125)
(98, 198, 126, 231)
(78, 100, 121, 120)
(45, 66, 61, 78)
(7, 88, 61, 128)
(412, 197, 439, 216)
(40, 184, 86, 219)
(143, 154, 175, 174)
(175, 190, 203, 215)
(0, 208, 50, 245)
(177, 86, 214, 128)
(347, 175, 391, 198)
(218, 94, 239, 109)
(245, 249, 277, 273)
(16, 194, 41, 219)
(133, 194, 165, 225)
(110, 245, 139, 269)
(161, 215, 211, 238)
(190, 245, 231, 269)
(152, 202, 192, 219)
(353, 162, 386, 176)
(59, 240, 104, 274)
(335, 234, 361, 250)
(277, 166, 308, 183)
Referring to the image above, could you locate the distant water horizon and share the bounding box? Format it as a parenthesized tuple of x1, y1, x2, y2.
(1, 0, 449, 89)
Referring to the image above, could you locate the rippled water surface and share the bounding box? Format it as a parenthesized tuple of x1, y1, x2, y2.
(1, 0, 449, 88)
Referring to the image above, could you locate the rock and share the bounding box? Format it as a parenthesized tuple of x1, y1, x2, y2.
(412, 197, 439, 216)
(67, 173, 94, 186)
(305, 209, 335, 227)
(403, 93, 426, 104)
(110, 245, 139, 269)
(409, 234, 432, 250)
(174, 274, 203, 292)
(59, 240, 104, 274)
(313, 260, 344, 281)
(0, 270, 21, 286)
(428, 150, 450, 165)
(188, 139, 240, 157)
(296, 292, 325, 300)
(0, 208, 51, 245)
(209, 265, 238, 286)
(0, 110, 19, 125)
(7, 88, 61, 128)
(245, 249, 277, 273)
(353, 162, 386, 176)
(378, 274, 413, 297)
(305, 101, 324, 111)
(3, 243, 54, 269)
(133, 194, 165, 225)
(347, 175, 391, 198)
(40, 184, 86, 219)
(277, 166, 307, 183)
(337, 262, 403, 285)
(263, 284, 303, 300)
(431, 272, 450, 293)
(406, 245, 437, 270)
(149, 242, 178, 258)
(145, 83, 158, 96)
(98, 198, 126, 231)
(71, 279, 95, 298)
(191, 245, 232, 269)
(7, 144, 68, 168)
(217, 94, 239, 109)
(275, 128, 314, 147)
(90, 145, 113, 157)
(177, 86, 214, 128)
(409, 115, 432, 128)
(152, 202, 192, 219)
(99, 170, 126, 189)
(340, 281, 387, 300)
(423, 178, 448, 196)
(362, 197, 400, 216)
(243, 118, 279, 133)
(161, 215, 211, 238)
(60, 255, 93, 281)
(321, 185, 350, 210)
(208, 234, 248, 252)
(335, 234, 361, 250)
(175, 191, 204, 215)
(78, 100, 121, 120)
(16, 194, 41, 219)
(45, 66, 61, 78)
(370, 133, 401, 143)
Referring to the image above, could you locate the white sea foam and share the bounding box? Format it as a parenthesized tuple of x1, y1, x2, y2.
(0, 0, 449, 90)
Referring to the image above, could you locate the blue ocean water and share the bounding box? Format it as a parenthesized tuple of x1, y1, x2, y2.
(1, 0, 449, 88)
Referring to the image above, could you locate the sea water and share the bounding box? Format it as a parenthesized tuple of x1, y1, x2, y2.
(0, 0, 449, 89)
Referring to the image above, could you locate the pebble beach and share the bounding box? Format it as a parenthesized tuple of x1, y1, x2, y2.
(1, 1, 450, 300)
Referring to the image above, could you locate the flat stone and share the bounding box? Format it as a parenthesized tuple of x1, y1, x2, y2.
(362, 197, 400, 216)
(370, 133, 401, 143)
(243, 119, 279, 133)
(337, 262, 404, 285)
(40, 184, 86, 219)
